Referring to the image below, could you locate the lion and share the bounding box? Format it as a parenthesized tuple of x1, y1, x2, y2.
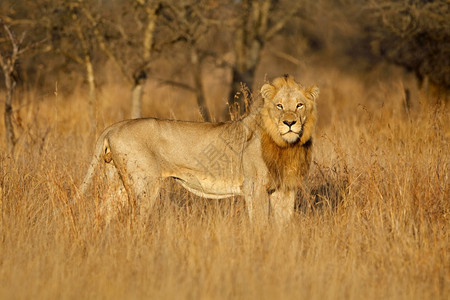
(79, 75, 319, 225)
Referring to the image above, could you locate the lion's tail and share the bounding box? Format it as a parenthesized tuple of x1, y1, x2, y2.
(76, 130, 111, 201)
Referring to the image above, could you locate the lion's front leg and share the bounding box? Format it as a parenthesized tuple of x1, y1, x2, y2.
(270, 189, 296, 226)
(243, 180, 270, 224)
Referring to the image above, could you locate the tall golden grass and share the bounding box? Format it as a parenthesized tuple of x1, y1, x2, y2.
(0, 67, 448, 299)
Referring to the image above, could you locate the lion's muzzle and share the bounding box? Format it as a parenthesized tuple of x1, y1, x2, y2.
(283, 120, 297, 127)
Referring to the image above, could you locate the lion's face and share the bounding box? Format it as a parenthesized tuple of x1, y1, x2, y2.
(260, 76, 319, 146)
(270, 87, 309, 144)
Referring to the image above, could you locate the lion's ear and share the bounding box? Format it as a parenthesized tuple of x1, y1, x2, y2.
(261, 83, 276, 100)
(306, 86, 319, 101)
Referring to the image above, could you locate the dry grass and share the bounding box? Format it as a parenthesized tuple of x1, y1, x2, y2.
(0, 68, 448, 300)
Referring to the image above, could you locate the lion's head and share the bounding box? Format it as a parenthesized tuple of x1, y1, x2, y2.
(260, 75, 319, 147)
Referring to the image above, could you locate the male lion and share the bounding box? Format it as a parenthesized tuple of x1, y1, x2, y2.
(79, 75, 319, 225)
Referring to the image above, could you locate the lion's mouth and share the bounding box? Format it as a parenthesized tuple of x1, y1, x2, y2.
(282, 128, 302, 136)
(278, 121, 303, 144)
(280, 129, 302, 144)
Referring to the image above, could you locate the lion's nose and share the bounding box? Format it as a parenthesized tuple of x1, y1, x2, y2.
(283, 120, 296, 127)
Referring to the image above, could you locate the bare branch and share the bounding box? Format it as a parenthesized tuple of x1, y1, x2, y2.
(151, 76, 196, 93)
(191, 6, 237, 26)
(58, 49, 84, 65)
(140, 3, 159, 62)
(1, 18, 47, 60)
(17, 37, 48, 56)
(77, 2, 131, 85)
(267, 47, 304, 67)
(2, 22, 19, 64)
(264, 4, 301, 40)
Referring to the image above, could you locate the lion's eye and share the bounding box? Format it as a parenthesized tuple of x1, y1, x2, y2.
(276, 104, 283, 110)
(296, 103, 304, 110)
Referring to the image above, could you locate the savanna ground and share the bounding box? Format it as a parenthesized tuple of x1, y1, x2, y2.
(0, 62, 448, 299)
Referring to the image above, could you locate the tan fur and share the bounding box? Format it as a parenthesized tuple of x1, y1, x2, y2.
(79, 75, 319, 225)
(259, 75, 317, 192)
(261, 131, 313, 191)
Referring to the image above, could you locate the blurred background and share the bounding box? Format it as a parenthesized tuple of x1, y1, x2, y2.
(0, 0, 448, 154)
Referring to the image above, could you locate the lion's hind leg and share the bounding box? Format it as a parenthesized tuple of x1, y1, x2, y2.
(131, 173, 162, 225)
(111, 153, 162, 226)
(99, 162, 128, 225)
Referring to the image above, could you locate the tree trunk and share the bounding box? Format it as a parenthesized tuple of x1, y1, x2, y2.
(0, 23, 19, 154)
(225, 0, 268, 120)
(85, 58, 97, 138)
(74, 13, 98, 140)
(190, 48, 211, 122)
(131, 81, 143, 119)
(3, 71, 16, 154)
(130, 4, 159, 119)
